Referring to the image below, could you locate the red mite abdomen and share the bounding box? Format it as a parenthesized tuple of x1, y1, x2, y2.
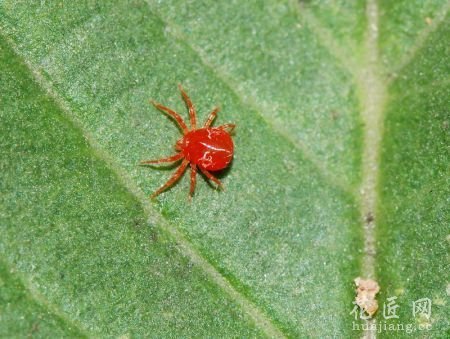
(181, 128, 234, 171)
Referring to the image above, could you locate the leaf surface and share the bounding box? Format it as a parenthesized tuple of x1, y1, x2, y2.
(0, 1, 448, 337)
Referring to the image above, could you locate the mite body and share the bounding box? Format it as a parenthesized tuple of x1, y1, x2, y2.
(141, 85, 235, 199)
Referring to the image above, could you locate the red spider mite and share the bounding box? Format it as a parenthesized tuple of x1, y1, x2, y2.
(140, 85, 235, 199)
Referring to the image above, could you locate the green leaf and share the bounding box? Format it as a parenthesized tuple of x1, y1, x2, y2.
(0, 1, 448, 337)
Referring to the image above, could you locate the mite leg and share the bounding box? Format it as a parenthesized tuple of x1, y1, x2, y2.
(199, 167, 223, 189)
(178, 84, 196, 130)
(151, 159, 189, 198)
(189, 163, 197, 199)
(140, 152, 184, 165)
(203, 107, 220, 128)
(218, 123, 236, 133)
(150, 100, 188, 134)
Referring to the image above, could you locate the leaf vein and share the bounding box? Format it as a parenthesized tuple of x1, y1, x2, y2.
(388, 1, 450, 82)
(0, 30, 287, 339)
(0, 257, 91, 338)
(146, 3, 356, 198)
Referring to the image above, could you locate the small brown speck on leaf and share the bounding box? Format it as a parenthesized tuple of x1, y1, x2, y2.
(365, 212, 374, 224)
(354, 277, 380, 317)
(425, 17, 432, 25)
